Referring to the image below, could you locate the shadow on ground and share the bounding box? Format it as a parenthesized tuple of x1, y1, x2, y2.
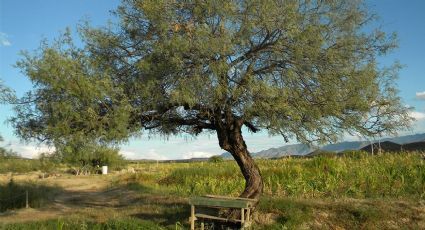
(0, 179, 63, 213)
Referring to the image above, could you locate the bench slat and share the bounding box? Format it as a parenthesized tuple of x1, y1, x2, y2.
(189, 197, 252, 208)
(204, 194, 258, 202)
(195, 214, 242, 223)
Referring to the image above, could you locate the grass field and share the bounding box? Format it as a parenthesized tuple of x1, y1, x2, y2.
(0, 152, 424, 229)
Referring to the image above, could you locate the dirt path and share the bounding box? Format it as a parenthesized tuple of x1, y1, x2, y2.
(0, 174, 144, 224)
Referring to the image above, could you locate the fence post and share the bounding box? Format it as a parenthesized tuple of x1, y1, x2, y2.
(25, 190, 29, 208)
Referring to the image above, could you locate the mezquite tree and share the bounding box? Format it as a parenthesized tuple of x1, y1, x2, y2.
(1, 79, 15, 144)
(12, 0, 411, 201)
(0, 79, 15, 104)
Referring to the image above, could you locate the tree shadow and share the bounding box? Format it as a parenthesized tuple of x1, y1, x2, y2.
(0, 179, 63, 213)
(131, 208, 189, 226)
(126, 185, 189, 226)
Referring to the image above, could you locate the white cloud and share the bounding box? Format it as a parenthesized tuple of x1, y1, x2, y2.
(181, 151, 216, 159)
(0, 32, 11, 47)
(6, 142, 54, 159)
(416, 91, 425, 100)
(120, 148, 168, 160)
(410, 111, 425, 120)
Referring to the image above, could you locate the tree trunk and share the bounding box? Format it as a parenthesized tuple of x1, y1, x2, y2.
(216, 120, 263, 201)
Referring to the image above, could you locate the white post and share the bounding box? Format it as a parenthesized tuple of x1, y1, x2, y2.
(25, 190, 29, 208)
(241, 208, 245, 229)
(190, 205, 195, 230)
(102, 166, 108, 175)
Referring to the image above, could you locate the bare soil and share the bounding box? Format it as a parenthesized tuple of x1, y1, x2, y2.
(0, 173, 186, 225)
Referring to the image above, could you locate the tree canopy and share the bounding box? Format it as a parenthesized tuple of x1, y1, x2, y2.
(0, 80, 15, 104)
(12, 0, 411, 199)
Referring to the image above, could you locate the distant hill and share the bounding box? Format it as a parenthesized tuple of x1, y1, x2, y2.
(306, 150, 336, 157)
(251, 144, 316, 158)
(360, 141, 402, 153)
(321, 141, 369, 152)
(220, 144, 316, 159)
(384, 133, 425, 144)
(403, 141, 425, 151)
(220, 133, 425, 159)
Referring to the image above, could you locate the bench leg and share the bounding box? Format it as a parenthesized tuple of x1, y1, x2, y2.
(201, 222, 204, 230)
(190, 205, 195, 230)
(241, 208, 245, 229)
(246, 208, 251, 229)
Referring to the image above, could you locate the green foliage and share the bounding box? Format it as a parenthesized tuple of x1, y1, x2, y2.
(0, 135, 19, 159)
(258, 198, 313, 229)
(0, 218, 162, 230)
(128, 153, 425, 199)
(12, 0, 411, 150)
(55, 142, 126, 173)
(0, 79, 15, 104)
(338, 150, 370, 159)
(38, 153, 59, 174)
(0, 158, 42, 174)
(9, 0, 413, 204)
(255, 196, 424, 230)
(0, 148, 19, 159)
(0, 81, 16, 162)
(307, 150, 336, 158)
(208, 155, 224, 163)
(0, 142, 60, 174)
(0, 154, 423, 229)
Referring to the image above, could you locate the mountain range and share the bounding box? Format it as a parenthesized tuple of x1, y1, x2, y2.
(220, 133, 425, 159)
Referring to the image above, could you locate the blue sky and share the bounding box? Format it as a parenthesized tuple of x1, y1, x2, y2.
(1, 0, 425, 159)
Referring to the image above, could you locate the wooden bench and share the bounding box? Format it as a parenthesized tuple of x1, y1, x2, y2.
(188, 195, 257, 230)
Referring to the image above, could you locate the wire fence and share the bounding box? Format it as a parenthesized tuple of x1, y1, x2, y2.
(0, 190, 29, 212)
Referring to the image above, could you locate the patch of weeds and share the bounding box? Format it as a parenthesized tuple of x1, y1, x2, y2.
(328, 202, 381, 228)
(0, 218, 163, 230)
(258, 198, 313, 229)
(126, 182, 154, 193)
(0, 179, 62, 212)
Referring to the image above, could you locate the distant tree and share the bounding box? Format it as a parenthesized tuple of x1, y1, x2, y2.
(0, 80, 15, 144)
(53, 138, 125, 175)
(209, 155, 224, 163)
(0, 129, 15, 159)
(0, 146, 19, 159)
(12, 0, 412, 201)
(38, 152, 57, 177)
(0, 134, 4, 155)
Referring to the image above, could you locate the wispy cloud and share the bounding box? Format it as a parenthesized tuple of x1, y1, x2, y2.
(181, 151, 216, 159)
(416, 91, 425, 100)
(0, 32, 11, 47)
(410, 111, 425, 121)
(6, 142, 54, 158)
(120, 148, 168, 160)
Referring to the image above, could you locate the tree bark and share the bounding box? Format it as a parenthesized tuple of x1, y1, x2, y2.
(216, 119, 263, 201)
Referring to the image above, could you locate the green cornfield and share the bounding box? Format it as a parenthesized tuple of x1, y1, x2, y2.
(128, 152, 425, 199)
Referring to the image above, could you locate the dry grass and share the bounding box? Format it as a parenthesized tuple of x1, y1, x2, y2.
(0, 173, 187, 229)
(0, 154, 424, 229)
(256, 197, 425, 229)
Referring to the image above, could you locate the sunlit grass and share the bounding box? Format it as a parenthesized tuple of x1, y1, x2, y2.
(127, 151, 425, 199)
(1, 151, 424, 229)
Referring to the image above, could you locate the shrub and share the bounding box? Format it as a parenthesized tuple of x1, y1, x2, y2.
(338, 150, 369, 159)
(208, 155, 224, 163)
(55, 144, 126, 175)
